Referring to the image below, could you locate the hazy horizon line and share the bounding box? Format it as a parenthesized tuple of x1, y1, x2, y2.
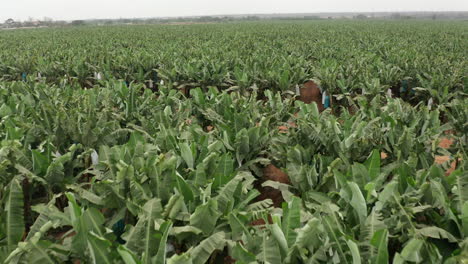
(3, 10, 468, 21)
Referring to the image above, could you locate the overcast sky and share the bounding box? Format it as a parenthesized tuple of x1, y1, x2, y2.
(1, 0, 467, 21)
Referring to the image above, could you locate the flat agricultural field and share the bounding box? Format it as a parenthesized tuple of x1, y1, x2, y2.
(0, 20, 467, 263)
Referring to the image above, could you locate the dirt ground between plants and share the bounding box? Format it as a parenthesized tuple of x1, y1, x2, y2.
(382, 137, 457, 176)
(434, 137, 458, 176)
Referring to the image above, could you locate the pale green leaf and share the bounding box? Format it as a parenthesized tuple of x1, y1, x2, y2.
(6, 178, 24, 253)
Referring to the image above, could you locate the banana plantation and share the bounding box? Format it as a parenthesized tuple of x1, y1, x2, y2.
(0, 20, 467, 263)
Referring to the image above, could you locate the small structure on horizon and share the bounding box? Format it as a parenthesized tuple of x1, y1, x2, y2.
(4, 18, 15, 28)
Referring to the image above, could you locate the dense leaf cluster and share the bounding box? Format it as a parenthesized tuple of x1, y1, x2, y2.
(0, 21, 466, 103)
(0, 21, 467, 263)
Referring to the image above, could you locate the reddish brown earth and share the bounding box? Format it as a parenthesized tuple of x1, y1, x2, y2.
(263, 164, 290, 184)
(381, 135, 458, 176)
(436, 136, 459, 176)
(278, 125, 288, 133)
(224, 256, 236, 264)
(381, 152, 388, 159)
(278, 81, 325, 133)
(438, 137, 454, 149)
(180, 87, 189, 96)
(435, 156, 451, 164)
(254, 164, 290, 208)
(277, 121, 297, 134)
(299, 81, 324, 111)
(288, 121, 297, 128)
(251, 165, 291, 227)
(250, 215, 274, 227)
(434, 156, 459, 176)
(51, 229, 76, 242)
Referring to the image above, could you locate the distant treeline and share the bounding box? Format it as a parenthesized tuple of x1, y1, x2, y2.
(69, 12, 468, 26)
(2, 12, 467, 28)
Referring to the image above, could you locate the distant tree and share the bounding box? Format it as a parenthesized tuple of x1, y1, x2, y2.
(390, 13, 402, 19)
(4, 18, 17, 28)
(303, 16, 322, 20)
(355, 14, 367, 19)
(22, 17, 35, 27)
(71, 20, 85, 26)
(54, 20, 67, 27)
(245, 16, 260, 21)
(42, 17, 53, 26)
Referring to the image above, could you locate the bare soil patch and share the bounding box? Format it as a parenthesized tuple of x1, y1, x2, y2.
(254, 164, 290, 208)
(435, 134, 458, 176)
(438, 137, 454, 149)
(299, 81, 324, 111)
